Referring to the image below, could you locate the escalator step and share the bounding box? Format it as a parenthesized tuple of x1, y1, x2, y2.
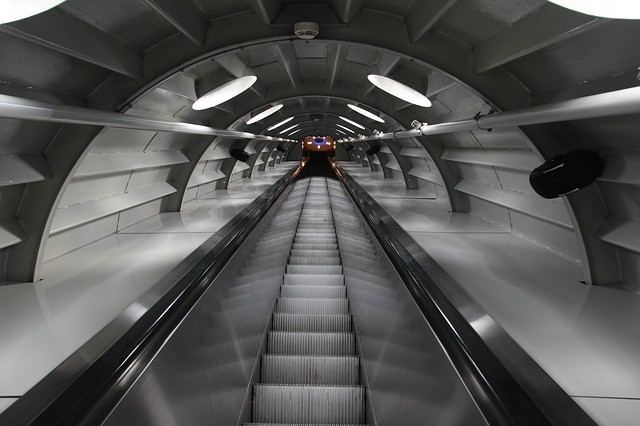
(261, 355, 359, 385)
(268, 332, 355, 355)
(287, 256, 341, 266)
(276, 298, 349, 314)
(273, 313, 351, 332)
(289, 249, 340, 258)
(280, 285, 346, 299)
(252, 385, 365, 424)
(283, 274, 344, 286)
(286, 265, 342, 275)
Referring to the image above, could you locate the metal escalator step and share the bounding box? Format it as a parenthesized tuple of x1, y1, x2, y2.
(252, 384, 365, 424)
(283, 274, 344, 286)
(277, 298, 348, 314)
(286, 265, 342, 275)
(280, 285, 346, 299)
(273, 313, 351, 332)
(287, 256, 341, 266)
(291, 243, 338, 250)
(261, 355, 359, 385)
(268, 332, 355, 355)
(244, 423, 369, 426)
(289, 249, 340, 258)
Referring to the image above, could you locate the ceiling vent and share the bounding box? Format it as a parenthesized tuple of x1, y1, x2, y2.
(294, 21, 319, 39)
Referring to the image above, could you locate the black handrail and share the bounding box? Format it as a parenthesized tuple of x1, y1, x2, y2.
(0, 162, 305, 426)
(331, 160, 596, 426)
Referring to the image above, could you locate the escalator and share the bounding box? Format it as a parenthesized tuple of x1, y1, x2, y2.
(0, 167, 595, 426)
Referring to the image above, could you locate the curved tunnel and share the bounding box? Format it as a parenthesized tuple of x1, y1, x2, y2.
(0, 1, 639, 423)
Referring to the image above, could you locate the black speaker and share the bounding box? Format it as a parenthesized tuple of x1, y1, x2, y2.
(276, 145, 287, 153)
(230, 148, 250, 163)
(529, 149, 603, 199)
(344, 144, 354, 152)
(366, 145, 381, 156)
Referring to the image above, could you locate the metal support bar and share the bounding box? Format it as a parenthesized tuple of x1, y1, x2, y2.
(343, 86, 640, 142)
(0, 94, 295, 143)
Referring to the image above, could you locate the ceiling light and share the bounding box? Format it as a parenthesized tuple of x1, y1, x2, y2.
(289, 129, 301, 136)
(279, 124, 299, 134)
(246, 104, 283, 124)
(268, 117, 294, 131)
(0, 0, 68, 24)
(192, 76, 257, 110)
(546, 0, 640, 19)
(339, 116, 365, 129)
(367, 74, 431, 107)
(347, 104, 385, 123)
(335, 129, 347, 135)
(336, 124, 355, 134)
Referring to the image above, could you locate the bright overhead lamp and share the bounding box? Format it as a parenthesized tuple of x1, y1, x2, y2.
(546, 0, 640, 19)
(367, 74, 431, 107)
(0, 0, 68, 24)
(268, 116, 294, 131)
(289, 129, 301, 136)
(339, 116, 365, 129)
(336, 123, 355, 134)
(335, 129, 347, 135)
(279, 124, 299, 134)
(192, 76, 257, 110)
(246, 104, 283, 124)
(347, 104, 385, 123)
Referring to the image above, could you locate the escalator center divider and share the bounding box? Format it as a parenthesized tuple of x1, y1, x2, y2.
(247, 177, 368, 426)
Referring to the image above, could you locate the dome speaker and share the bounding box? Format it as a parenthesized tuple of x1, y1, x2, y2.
(366, 145, 381, 156)
(529, 149, 603, 199)
(230, 148, 250, 163)
(276, 145, 287, 153)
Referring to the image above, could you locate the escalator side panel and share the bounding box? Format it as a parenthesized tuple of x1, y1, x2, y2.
(327, 180, 489, 426)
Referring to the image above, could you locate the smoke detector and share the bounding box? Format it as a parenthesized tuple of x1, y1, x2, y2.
(294, 21, 319, 40)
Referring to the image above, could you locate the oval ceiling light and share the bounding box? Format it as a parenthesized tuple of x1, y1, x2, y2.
(289, 129, 301, 136)
(0, 0, 68, 24)
(546, 0, 640, 19)
(347, 104, 385, 123)
(367, 74, 432, 107)
(279, 124, 299, 134)
(192, 76, 257, 111)
(246, 104, 283, 124)
(268, 116, 294, 131)
(336, 123, 355, 134)
(339, 116, 365, 129)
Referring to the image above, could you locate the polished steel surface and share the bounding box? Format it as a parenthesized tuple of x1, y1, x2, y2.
(0, 165, 304, 425)
(327, 178, 489, 426)
(333, 162, 597, 425)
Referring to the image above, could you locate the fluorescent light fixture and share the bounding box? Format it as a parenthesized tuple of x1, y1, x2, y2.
(192, 76, 257, 110)
(546, 0, 640, 19)
(246, 104, 283, 124)
(367, 74, 431, 107)
(335, 129, 347, 135)
(339, 116, 365, 129)
(347, 104, 385, 123)
(336, 124, 355, 134)
(268, 117, 294, 131)
(279, 124, 299, 134)
(289, 129, 301, 136)
(0, 0, 68, 24)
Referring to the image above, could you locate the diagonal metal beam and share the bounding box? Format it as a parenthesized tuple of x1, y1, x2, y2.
(249, 0, 281, 25)
(330, 0, 366, 24)
(361, 52, 401, 97)
(326, 44, 349, 90)
(405, 0, 458, 43)
(143, 0, 209, 48)
(216, 53, 267, 99)
(274, 44, 302, 90)
(0, 93, 295, 142)
(0, 9, 142, 79)
(474, 4, 606, 74)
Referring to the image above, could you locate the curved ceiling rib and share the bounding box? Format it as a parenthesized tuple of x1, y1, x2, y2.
(0, 0, 636, 290)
